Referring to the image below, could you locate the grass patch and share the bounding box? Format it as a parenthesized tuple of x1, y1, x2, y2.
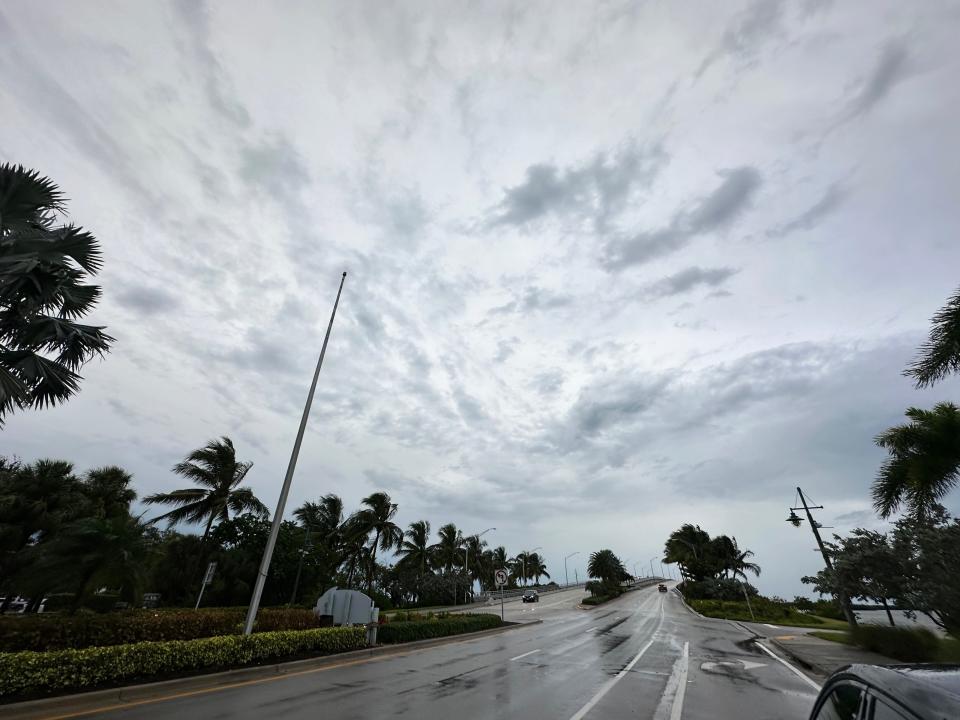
(689, 599, 849, 630)
(809, 631, 856, 645)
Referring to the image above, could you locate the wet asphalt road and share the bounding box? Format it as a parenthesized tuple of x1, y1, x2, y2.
(77, 584, 821, 720)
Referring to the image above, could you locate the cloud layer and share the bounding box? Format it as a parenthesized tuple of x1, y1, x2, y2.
(2, 0, 959, 598)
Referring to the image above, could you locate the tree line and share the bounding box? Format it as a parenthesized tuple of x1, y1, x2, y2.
(0, 437, 550, 612)
(662, 526, 760, 600)
(799, 287, 960, 636)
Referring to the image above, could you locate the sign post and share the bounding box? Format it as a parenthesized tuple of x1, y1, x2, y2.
(494, 568, 508, 622)
(194, 562, 217, 610)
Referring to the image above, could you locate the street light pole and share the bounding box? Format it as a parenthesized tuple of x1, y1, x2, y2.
(649, 556, 656, 578)
(564, 551, 579, 586)
(788, 486, 858, 629)
(243, 272, 347, 636)
(464, 528, 495, 603)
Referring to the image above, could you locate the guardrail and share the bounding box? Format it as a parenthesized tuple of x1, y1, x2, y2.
(470, 577, 667, 605)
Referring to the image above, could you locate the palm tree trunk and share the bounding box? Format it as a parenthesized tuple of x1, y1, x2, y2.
(881, 598, 896, 627)
(367, 530, 380, 591)
(201, 513, 216, 543)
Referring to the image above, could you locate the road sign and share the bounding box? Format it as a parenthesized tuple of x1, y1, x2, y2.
(203, 562, 217, 585)
(494, 568, 508, 586)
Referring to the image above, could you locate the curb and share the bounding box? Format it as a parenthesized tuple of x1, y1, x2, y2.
(768, 638, 825, 676)
(3, 620, 542, 719)
(673, 590, 707, 619)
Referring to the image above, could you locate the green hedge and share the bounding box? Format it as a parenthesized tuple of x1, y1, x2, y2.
(0, 626, 366, 699)
(0, 608, 320, 652)
(378, 613, 501, 643)
(851, 626, 941, 663)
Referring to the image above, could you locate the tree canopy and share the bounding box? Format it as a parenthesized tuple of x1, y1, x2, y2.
(0, 164, 113, 424)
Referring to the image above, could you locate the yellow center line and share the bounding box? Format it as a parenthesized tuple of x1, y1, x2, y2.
(34, 633, 499, 720)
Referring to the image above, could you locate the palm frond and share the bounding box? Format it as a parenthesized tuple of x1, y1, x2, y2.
(0, 164, 66, 233)
(905, 286, 960, 387)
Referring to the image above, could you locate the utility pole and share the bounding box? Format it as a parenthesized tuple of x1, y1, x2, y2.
(243, 272, 347, 636)
(789, 486, 858, 629)
(464, 528, 495, 604)
(564, 551, 579, 586)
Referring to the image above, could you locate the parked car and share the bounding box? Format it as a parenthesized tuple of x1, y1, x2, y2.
(658, 584, 668, 593)
(809, 664, 960, 720)
(521, 590, 539, 603)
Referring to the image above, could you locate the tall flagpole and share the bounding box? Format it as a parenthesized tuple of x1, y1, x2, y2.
(243, 272, 347, 635)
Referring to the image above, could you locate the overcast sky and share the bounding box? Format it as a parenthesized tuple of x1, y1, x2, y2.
(3, 0, 960, 598)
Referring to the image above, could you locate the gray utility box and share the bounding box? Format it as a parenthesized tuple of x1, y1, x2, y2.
(314, 587, 380, 645)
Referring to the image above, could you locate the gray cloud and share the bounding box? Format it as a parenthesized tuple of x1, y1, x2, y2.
(766, 183, 846, 238)
(844, 41, 910, 120)
(490, 286, 575, 316)
(493, 338, 518, 364)
(642, 266, 739, 299)
(531, 369, 565, 395)
(0, 11, 150, 203)
(490, 142, 667, 231)
(173, 0, 250, 127)
(694, 0, 785, 79)
(602, 167, 762, 270)
(240, 134, 310, 208)
(114, 285, 181, 314)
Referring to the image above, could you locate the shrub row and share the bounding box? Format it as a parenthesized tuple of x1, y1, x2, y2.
(689, 598, 831, 626)
(0, 626, 366, 699)
(851, 625, 941, 663)
(0, 607, 320, 652)
(581, 595, 615, 606)
(378, 613, 501, 643)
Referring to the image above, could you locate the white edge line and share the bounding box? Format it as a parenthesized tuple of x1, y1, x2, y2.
(755, 641, 821, 692)
(669, 642, 690, 720)
(567, 636, 657, 720)
(510, 649, 542, 662)
(763, 623, 780, 629)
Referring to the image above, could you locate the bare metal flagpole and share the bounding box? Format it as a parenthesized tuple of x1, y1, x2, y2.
(243, 271, 347, 636)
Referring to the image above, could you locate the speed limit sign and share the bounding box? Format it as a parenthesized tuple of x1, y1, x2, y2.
(494, 568, 508, 587)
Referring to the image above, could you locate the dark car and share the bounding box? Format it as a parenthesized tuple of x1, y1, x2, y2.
(809, 664, 960, 720)
(521, 590, 539, 603)
(658, 584, 668, 593)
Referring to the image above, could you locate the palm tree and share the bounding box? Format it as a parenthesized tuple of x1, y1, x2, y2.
(728, 537, 761, 582)
(0, 459, 83, 606)
(872, 403, 960, 519)
(528, 552, 550, 585)
(294, 494, 344, 542)
(508, 552, 528, 585)
(37, 512, 156, 610)
(143, 437, 267, 540)
(905, 286, 960, 387)
(398, 520, 432, 578)
(432, 523, 463, 574)
(664, 524, 711, 581)
(350, 492, 403, 591)
(81, 466, 136, 518)
(0, 164, 113, 425)
(588, 549, 626, 584)
(463, 534, 488, 593)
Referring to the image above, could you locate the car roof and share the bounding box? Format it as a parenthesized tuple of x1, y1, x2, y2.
(830, 664, 960, 718)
